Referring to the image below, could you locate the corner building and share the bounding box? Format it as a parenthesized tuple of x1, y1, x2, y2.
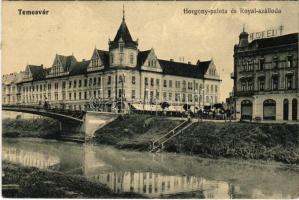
(3, 13, 221, 112)
(232, 30, 299, 121)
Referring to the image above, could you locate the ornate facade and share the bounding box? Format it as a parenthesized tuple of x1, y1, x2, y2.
(2, 12, 221, 112)
(232, 30, 299, 121)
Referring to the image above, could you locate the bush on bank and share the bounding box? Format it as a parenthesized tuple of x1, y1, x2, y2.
(2, 118, 60, 138)
(165, 122, 299, 164)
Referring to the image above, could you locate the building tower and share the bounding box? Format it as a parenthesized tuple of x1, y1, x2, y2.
(108, 6, 138, 68)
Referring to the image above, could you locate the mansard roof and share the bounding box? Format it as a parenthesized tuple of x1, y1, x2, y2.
(158, 59, 212, 78)
(249, 32, 298, 49)
(69, 60, 90, 75)
(109, 19, 138, 49)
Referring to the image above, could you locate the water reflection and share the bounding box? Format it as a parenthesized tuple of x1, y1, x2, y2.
(90, 171, 230, 198)
(2, 138, 299, 199)
(2, 146, 60, 169)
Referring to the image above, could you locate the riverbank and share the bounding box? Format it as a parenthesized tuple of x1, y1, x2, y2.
(94, 115, 299, 164)
(2, 162, 145, 198)
(2, 118, 60, 138)
(166, 122, 299, 164)
(93, 114, 184, 150)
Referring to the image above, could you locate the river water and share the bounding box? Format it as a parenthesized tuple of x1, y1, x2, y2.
(2, 138, 299, 199)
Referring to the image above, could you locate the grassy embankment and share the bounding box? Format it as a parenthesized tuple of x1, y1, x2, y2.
(93, 114, 184, 150)
(165, 122, 299, 164)
(2, 162, 145, 198)
(2, 118, 60, 138)
(94, 115, 299, 164)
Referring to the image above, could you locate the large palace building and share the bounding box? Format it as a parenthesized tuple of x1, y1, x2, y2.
(2, 11, 221, 112)
(232, 29, 298, 121)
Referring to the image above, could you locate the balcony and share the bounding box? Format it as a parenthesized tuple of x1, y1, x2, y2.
(234, 91, 255, 97)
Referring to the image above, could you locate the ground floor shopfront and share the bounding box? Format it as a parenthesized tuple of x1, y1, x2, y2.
(235, 93, 299, 121)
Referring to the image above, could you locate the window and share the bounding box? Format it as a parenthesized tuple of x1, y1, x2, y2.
(93, 77, 97, 86)
(215, 85, 218, 92)
(175, 93, 180, 101)
(84, 92, 87, 99)
(273, 57, 279, 69)
(119, 44, 124, 53)
(62, 82, 66, 89)
(150, 91, 154, 100)
(156, 91, 160, 99)
(107, 76, 111, 85)
(169, 93, 172, 101)
(89, 78, 92, 86)
(182, 81, 186, 91)
(69, 92, 72, 100)
(156, 79, 160, 86)
(195, 95, 198, 102)
(97, 77, 101, 86)
(145, 77, 148, 86)
(110, 54, 114, 64)
(163, 80, 167, 87)
(287, 55, 293, 67)
(272, 76, 279, 90)
(130, 54, 134, 64)
(241, 81, 246, 91)
(151, 78, 154, 86)
(259, 58, 265, 70)
(169, 80, 172, 88)
(247, 60, 253, 71)
(286, 75, 293, 89)
(259, 78, 265, 91)
(188, 94, 193, 102)
(79, 92, 81, 100)
(132, 76, 136, 85)
(248, 80, 253, 91)
(132, 90, 136, 99)
(211, 85, 214, 92)
(108, 89, 111, 98)
(175, 81, 180, 88)
(74, 80, 77, 88)
(163, 92, 167, 100)
(74, 92, 77, 100)
(206, 84, 209, 93)
(145, 90, 148, 99)
(68, 81, 72, 88)
(84, 79, 87, 87)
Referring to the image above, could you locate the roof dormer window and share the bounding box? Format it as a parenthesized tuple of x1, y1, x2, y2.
(119, 43, 124, 53)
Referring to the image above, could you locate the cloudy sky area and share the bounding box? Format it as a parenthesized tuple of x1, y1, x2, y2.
(2, 1, 298, 101)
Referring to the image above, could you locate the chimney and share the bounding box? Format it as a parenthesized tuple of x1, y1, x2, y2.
(188, 61, 191, 65)
(41, 64, 43, 67)
(82, 59, 86, 61)
(170, 59, 174, 62)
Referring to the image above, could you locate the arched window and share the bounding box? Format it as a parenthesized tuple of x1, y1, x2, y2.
(292, 99, 298, 121)
(241, 100, 253, 120)
(283, 99, 289, 120)
(263, 99, 276, 120)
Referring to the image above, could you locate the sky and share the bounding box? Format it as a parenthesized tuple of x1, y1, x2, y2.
(2, 1, 299, 101)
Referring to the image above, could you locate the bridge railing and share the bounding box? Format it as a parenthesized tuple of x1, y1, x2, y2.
(2, 104, 86, 119)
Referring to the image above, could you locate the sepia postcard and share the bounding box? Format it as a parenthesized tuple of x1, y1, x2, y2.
(1, 0, 299, 199)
